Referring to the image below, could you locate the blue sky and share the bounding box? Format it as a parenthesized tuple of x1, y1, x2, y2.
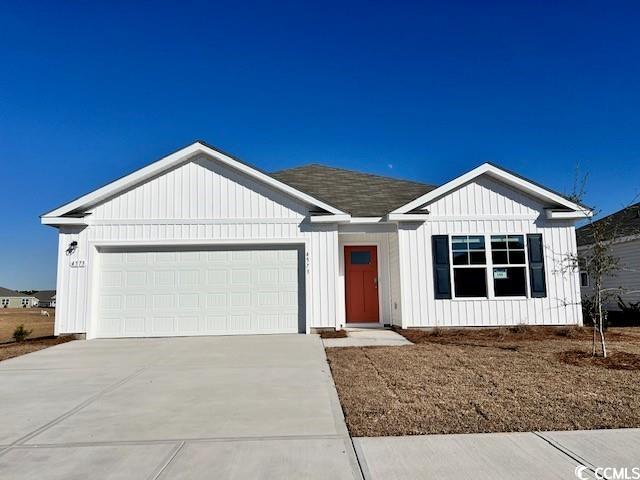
(1, 1, 639, 290)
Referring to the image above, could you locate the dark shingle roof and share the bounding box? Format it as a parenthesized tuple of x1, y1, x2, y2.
(33, 290, 56, 302)
(271, 164, 437, 217)
(576, 202, 640, 246)
(0, 287, 24, 297)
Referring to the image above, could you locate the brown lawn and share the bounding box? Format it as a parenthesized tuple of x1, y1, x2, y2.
(0, 336, 74, 362)
(325, 326, 640, 437)
(0, 308, 55, 343)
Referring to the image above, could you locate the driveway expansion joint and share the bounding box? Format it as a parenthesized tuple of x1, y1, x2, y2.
(532, 431, 599, 476)
(149, 441, 185, 480)
(9, 365, 150, 447)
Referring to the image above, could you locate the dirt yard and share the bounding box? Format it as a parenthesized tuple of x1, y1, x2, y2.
(0, 336, 74, 362)
(0, 308, 55, 343)
(325, 326, 640, 437)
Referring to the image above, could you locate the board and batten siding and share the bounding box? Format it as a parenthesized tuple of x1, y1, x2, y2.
(397, 175, 583, 327)
(54, 155, 339, 334)
(580, 237, 640, 310)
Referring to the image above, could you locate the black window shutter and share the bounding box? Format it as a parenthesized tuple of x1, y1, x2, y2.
(432, 235, 452, 299)
(527, 234, 547, 298)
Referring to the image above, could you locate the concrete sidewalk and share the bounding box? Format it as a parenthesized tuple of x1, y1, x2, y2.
(354, 429, 640, 480)
(0, 335, 362, 480)
(322, 328, 412, 347)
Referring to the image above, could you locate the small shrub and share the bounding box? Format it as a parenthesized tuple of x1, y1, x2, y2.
(319, 329, 348, 339)
(13, 324, 33, 342)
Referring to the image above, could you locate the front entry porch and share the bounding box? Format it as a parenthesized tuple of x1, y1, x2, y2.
(337, 228, 402, 329)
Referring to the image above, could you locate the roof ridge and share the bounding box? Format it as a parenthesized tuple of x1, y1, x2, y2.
(272, 163, 436, 188)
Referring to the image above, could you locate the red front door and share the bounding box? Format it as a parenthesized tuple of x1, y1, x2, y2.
(345, 246, 379, 323)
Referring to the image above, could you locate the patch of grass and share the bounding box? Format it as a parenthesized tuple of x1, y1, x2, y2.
(326, 327, 640, 436)
(555, 326, 583, 338)
(0, 308, 55, 343)
(507, 324, 530, 335)
(319, 330, 348, 339)
(0, 336, 74, 362)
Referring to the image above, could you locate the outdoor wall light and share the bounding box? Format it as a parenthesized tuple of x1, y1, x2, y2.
(66, 241, 78, 255)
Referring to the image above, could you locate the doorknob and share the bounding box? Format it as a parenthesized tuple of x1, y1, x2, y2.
(374, 276, 378, 288)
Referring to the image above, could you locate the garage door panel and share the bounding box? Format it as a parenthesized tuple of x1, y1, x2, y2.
(95, 247, 301, 338)
(151, 316, 175, 334)
(123, 317, 146, 335)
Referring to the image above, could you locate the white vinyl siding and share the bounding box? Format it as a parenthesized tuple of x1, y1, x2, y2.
(54, 155, 339, 336)
(397, 175, 582, 327)
(579, 237, 640, 310)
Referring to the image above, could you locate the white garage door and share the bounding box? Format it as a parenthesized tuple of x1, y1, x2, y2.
(94, 247, 301, 338)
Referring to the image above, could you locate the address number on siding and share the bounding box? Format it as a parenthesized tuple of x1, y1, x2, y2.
(70, 259, 86, 268)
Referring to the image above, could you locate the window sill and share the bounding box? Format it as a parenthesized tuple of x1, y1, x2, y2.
(448, 296, 530, 301)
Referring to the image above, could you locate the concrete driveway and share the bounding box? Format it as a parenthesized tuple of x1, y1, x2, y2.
(0, 336, 362, 480)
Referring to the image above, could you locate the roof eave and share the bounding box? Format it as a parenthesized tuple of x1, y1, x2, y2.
(42, 141, 347, 219)
(391, 163, 589, 215)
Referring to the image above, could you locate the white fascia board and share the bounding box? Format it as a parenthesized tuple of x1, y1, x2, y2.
(41, 217, 89, 226)
(386, 213, 430, 222)
(309, 214, 352, 223)
(391, 163, 590, 215)
(545, 209, 593, 220)
(349, 217, 384, 223)
(43, 142, 345, 218)
(309, 216, 388, 224)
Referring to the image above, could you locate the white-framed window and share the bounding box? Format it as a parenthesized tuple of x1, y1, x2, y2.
(451, 235, 488, 297)
(490, 235, 528, 297)
(449, 233, 533, 299)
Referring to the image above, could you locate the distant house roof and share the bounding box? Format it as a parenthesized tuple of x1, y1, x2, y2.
(271, 164, 437, 217)
(0, 287, 29, 297)
(33, 290, 56, 302)
(577, 202, 640, 246)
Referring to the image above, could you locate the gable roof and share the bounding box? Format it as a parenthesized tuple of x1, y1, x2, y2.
(42, 141, 346, 221)
(271, 164, 437, 217)
(391, 162, 591, 216)
(41, 141, 591, 224)
(576, 202, 640, 246)
(33, 290, 56, 302)
(0, 287, 29, 297)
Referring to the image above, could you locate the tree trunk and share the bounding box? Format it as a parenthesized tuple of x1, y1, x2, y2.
(599, 319, 607, 358)
(592, 282, 599, 356)
(596, 285, 607, 358)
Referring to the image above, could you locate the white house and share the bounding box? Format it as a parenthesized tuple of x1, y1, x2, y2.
(42, 141, 590, 339)
(577, 202, 640, 312)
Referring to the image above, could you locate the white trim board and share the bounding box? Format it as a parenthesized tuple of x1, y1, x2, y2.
(391, 163, 592, 216)
(42, 141, 345, 220)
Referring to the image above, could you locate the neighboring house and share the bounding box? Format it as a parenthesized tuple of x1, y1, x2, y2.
(0, 287, 38, 308)
(41, 141, 590, 339)
(33, 290, 57, 308)
(577, 202, 640, 311)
